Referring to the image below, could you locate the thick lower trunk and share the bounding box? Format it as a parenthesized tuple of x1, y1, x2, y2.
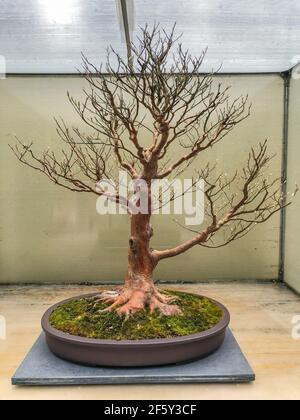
(98, 165, 182, 316)
(99, 214, 181, 316)
(126, 213, 155, 289)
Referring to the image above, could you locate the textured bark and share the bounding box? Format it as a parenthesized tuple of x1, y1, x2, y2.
(127, 214, 155, 290)
(100, 214, 181, 316)
(100, 167, 182, 317)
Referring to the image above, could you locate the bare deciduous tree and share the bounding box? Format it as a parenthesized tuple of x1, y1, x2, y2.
(11, 25, 296, 316)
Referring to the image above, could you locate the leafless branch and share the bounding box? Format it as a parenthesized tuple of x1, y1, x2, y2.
(154, 141, 297, 260)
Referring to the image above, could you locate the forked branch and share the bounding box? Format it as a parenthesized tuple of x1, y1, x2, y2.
(154, 141, 297, 260)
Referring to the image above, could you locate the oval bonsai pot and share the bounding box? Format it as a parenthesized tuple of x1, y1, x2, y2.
(41, 293, 230, 367)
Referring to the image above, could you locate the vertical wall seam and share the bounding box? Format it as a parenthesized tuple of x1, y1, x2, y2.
(120, 0, 133, 65)
(279, 70, 291, 283)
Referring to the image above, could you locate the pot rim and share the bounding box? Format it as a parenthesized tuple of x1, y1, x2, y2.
(42, 292, 230, 347)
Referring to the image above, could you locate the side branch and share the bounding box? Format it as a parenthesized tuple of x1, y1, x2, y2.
(154, 141, 297, 260)
(9, 131, 111, 195)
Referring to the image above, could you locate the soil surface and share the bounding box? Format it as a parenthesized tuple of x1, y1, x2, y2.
(50, 290, 224, 340)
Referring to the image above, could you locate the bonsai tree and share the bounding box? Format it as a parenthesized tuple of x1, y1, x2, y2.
(11, 25, 295, 317)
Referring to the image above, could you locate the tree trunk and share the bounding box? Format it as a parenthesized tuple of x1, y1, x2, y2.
(98, 165, 182, 316)
(100, 213, 181, 316)
(126, 213, 156, 291)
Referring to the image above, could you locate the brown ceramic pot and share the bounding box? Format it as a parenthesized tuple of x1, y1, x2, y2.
(41, 293, 230, 367)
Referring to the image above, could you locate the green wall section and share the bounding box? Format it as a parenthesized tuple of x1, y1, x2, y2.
(0, 75, 283, 284)
(285, 76, 300, 293)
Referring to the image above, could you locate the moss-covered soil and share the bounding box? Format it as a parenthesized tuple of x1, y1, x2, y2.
(49, 290, 224, 340)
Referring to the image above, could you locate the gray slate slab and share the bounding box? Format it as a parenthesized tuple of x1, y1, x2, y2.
(12, 329, 255, 386)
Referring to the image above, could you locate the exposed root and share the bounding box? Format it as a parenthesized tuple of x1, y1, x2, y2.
(154, 289, 177, 305)
(99, 288, 132, 312)
(116, 291, 146, 316)
(149, 296, 182, 316)
(92, 287, 182, 317)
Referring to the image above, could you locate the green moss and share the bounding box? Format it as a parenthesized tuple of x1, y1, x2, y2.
(49, 290, 223, 340)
